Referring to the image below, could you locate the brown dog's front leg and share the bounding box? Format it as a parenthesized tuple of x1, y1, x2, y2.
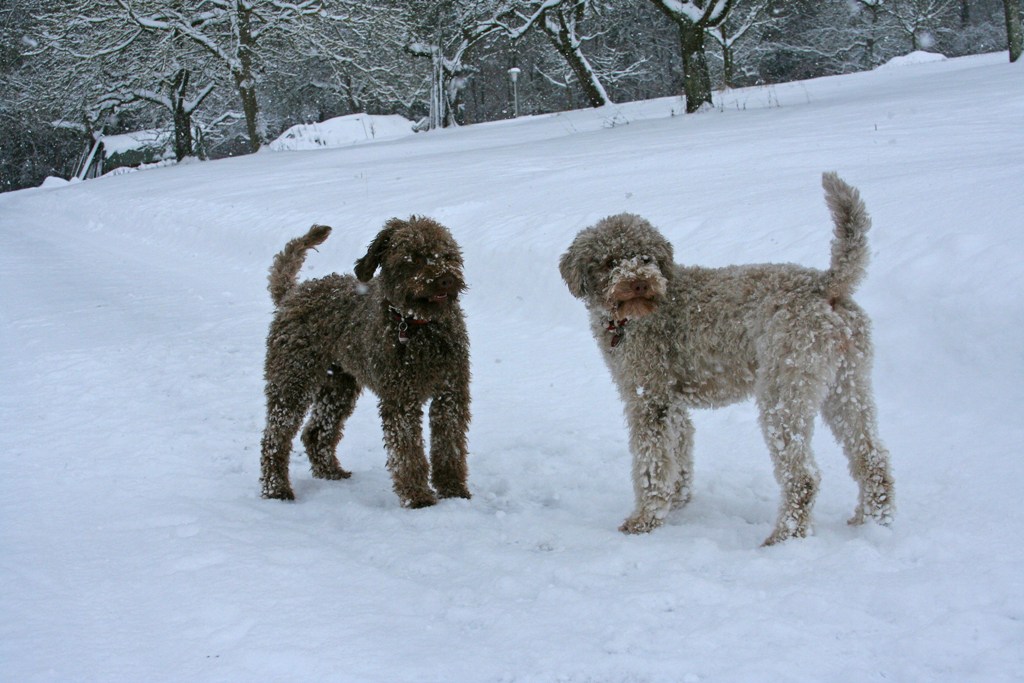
(428, 379, 472, 500)
(379, 398, 436, 508)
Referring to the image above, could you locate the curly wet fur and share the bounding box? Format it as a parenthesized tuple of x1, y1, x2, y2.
(559, 172, 894, 545)
(260, 216, 471, 508)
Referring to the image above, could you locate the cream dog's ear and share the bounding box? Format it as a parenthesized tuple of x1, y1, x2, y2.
(559, 242, 589, 299)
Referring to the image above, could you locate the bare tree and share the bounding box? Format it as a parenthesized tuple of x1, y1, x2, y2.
(132, 68, 216, 160)
(707, 0, 772, 88)
(506, 0, 612, 107)
(405, 1, 517, 129)
(297, 4, 422, 120)
(777, 1, 900, 74)
(649, 0, 737, 112)
(26, 2, 144, 135)
(110, 0, 333, 151)
(852, 0, 894, 67)
(28, 1, 226, 160)
(1, 0, 89, 189)
(886, 0, 958, 51)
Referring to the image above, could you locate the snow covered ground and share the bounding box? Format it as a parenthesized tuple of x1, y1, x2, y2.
(2, 52, 1022, 682)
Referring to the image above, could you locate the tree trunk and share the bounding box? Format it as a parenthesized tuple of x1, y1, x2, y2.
(650, 0, 733, 113)
(864, 4, 880, 68)
(444, 72, 465, 127)
(443, 58, 468, 127)
(679, 23, 713, 113)
(172, 104, 192, 161)
(170, 70, 193, 162)
(430, 47, 445, 129)
(718, 27, 735, 89)
(1007, 0, 1023, 62)
(234, 5, 263, 152)
(235, 78, 262, 152)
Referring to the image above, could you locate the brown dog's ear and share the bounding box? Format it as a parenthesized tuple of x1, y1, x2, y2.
(354, 219, 402, 282)
(559, 244, 588, 299)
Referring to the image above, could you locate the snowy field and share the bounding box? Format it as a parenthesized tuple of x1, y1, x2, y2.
(2, 52, 1022, 682)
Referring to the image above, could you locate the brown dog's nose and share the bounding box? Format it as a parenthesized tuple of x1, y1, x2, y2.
(437, 274, 455, 291)
(631, 280, 650, 297)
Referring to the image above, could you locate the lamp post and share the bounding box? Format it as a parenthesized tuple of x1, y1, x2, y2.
(508, 67, 521, 118)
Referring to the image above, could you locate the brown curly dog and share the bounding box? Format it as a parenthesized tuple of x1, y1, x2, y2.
(259, 217, 472, 508)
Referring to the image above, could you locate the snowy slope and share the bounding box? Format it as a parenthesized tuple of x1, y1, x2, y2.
(1, 52, 1022, 682)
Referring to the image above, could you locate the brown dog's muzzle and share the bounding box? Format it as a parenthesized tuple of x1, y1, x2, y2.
(429, 273, 461, 302)
(413, 269, 466, 309)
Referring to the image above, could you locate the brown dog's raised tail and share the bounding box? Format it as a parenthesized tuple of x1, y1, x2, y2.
(822, 172, 871, 302)
(268, 224, 332, 307)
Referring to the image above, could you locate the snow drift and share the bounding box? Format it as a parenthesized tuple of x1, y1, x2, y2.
(267, 113, 415, 151)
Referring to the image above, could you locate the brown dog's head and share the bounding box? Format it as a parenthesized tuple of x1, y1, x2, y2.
(354, 216, 466, 319)
(559, 213, 672, 320)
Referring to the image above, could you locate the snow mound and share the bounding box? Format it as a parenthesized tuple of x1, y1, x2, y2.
(877, 51, 947, 69)
(268, 113, 415, 151)
(38, 176, 71, 188)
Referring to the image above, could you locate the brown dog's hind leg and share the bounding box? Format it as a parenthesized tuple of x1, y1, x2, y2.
(260, 395, 305, 500)
(302, 368, 359, 481)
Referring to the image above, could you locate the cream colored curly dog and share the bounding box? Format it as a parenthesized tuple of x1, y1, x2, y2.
(559, 173, 894, 545)
(260, 217, 471, 508)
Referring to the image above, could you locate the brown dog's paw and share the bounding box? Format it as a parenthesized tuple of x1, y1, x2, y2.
(312, 465, 352, 480)
(261, 484, 296, 501)
(437, 485, 472, 500)
(402, 491, 438, 509)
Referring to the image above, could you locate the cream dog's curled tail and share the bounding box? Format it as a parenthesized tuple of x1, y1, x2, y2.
(822, 172, 871, 301)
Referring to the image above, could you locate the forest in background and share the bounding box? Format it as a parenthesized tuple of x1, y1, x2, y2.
(1, 0, 1020, 193)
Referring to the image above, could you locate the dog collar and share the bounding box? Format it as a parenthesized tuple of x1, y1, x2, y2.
(389, 304, 431, 344)
(606, 318, 628, 348)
